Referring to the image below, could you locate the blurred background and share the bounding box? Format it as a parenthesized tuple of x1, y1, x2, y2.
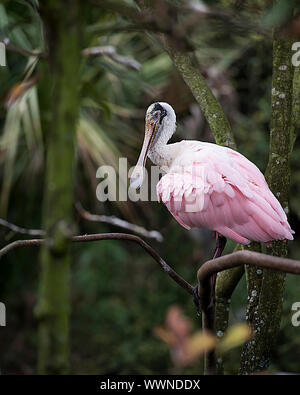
(0, 0, 300, 374)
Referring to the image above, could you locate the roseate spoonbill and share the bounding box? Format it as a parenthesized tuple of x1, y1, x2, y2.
(130, 102, 294, 309)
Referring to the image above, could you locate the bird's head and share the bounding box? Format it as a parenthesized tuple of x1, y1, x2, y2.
(130, 102, 176, 189)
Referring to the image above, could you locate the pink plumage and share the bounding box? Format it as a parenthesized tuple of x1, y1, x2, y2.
(130, 102, 294, 246)
(157, 141, 294, 244)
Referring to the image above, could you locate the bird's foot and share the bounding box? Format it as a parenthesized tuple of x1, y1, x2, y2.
(193, 284, 201, 316)
(193, 284, 215, 314)
(207, 295, 216, 310)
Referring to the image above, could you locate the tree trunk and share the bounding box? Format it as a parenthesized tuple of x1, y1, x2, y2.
(240, 31, 295, 374)
(34, 1, 81, 374)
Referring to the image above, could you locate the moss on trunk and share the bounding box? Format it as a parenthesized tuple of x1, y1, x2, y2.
(240, 32, 295, 374)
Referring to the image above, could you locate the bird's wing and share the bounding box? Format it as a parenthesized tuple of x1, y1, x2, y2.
(157, 143, 294, 244)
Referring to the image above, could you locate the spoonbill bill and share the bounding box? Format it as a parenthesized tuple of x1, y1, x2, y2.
(130, 102, 294, 307)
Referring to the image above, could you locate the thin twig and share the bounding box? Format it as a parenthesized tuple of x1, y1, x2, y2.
(82, 45, 141, 70)
(0, 205, 163, 242)
(3, 40, 141, 70)
(0, 218, 44, 236)
(75, 202, 163, 242)
(1, 39, 46, 58)
(0, 233, 193, 295)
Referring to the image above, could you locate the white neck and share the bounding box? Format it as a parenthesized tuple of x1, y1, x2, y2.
(148, 116, 176, 168)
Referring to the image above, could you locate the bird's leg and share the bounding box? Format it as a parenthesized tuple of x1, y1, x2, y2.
(193, 232, 227, 315)
(211, 233, 227, 304)
(193, 285, 201, 316)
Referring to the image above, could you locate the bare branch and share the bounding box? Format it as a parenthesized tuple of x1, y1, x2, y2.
(75, 202, 163, 242)
(1, 38, 46, 58)
(197, 249, 300, 324)
(0, 205, 163, 242)
(0, 233, 193, 295)
(197, 249, 300, 375)
(2, 39, 141, 71)
(198, 250, 300, 294)
(82, 45, 141, 70)
(0, 218, 44, 236)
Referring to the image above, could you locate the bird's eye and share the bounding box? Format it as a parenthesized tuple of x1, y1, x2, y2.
(154, 111, 160, 118)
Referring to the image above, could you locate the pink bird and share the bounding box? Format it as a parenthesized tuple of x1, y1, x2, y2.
(130, 102, 294, 308)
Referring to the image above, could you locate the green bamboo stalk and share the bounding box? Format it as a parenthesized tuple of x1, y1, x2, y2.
(34, 1, 81, 374)
(240, 31, 295, 374)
